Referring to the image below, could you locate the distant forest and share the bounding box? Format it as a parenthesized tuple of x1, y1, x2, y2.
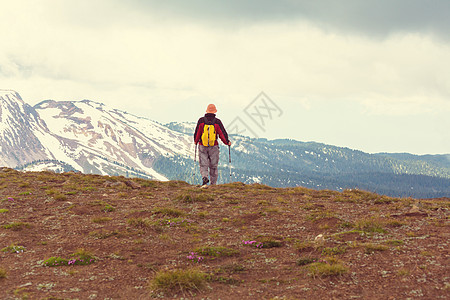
(153, 137, 450, 199)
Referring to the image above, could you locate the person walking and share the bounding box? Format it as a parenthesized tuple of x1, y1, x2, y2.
(194, 104, 231, 186)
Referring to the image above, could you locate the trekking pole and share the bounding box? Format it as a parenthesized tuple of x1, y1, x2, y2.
(193, 143, 197, 184)
(228, 144, 232, 183)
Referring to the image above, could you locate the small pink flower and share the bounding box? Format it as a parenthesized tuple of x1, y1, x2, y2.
(8, 197, 14, 201)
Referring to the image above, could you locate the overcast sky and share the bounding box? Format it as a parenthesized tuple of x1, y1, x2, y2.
(1, 0, 449, 154)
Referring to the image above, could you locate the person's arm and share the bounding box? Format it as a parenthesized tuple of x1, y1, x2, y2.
(215, 119, 231, 145)
(193, 118, 204, 144)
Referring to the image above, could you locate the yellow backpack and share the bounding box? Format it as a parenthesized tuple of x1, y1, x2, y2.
(201, 117, 216, 147)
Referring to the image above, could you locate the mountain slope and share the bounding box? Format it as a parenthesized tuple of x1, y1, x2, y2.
(31, 99, 193, 179)
(0, 91, 193, 180)
(0, 169, 448, 298)
(228, 138, 450, 197)
(158, 128, 450, 198)
(0, 90, 54, 166)
(377, 152, 450, 170)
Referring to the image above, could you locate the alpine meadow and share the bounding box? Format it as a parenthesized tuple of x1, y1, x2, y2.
(1, 1, 450, 298)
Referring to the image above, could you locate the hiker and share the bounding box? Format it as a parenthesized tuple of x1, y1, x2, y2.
(194, 104, 231, 186)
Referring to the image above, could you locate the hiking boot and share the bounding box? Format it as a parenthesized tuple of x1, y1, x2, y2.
(202, 177, 209, 186)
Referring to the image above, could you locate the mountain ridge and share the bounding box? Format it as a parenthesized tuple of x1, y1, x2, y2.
(1, 90, 193, 180)
(1, 90, 449, 198)
(0, 90, 54, 167)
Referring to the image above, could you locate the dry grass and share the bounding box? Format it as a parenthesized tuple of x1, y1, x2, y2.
(363, 243, 389, 254)
(89, 200, 115, 212)
(153, 207, 185, 217)
(307, 258, 348, 277)
(149, 268, 208, 295)
(2, 222, 31, 231)
(194, 246, 240, 258)
(92, 217, 112, 223)
(127, 217, 152, 228)
(89, 229, 120, 239)
(176, 190, 215, 203)
(384, 239, 404, 246)
(397, 268, 410, 276)
(354, 217, 387, 233)
(256, 236, 283, 248)
(0, 267, 7, 278)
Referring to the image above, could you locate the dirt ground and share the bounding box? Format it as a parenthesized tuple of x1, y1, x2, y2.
(0, 168, 449, 299)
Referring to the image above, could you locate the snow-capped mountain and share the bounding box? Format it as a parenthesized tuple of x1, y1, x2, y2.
(34, 99, 193, 180)
(0, 90, 52, 167)
(1, 90, 193, 180)
(165, 121, 197, 135)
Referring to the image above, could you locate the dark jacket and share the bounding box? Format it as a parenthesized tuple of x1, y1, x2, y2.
(194, 113, 229, 146)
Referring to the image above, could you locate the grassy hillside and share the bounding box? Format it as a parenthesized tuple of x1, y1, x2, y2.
(0, 168, 448, 299)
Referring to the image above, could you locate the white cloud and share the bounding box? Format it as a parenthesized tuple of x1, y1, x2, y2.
(361, 95, 448, 116)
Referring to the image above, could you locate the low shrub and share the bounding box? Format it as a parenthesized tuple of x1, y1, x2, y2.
(384, 240, 404, 246)
(296, 257, 320, 266)
(194, 246, 239, 258)
(257, 236, 283, 248)
(354, 218, 387, 233)
(363, 243, 389, 254)
(89, 200, 115, 212)
(322, 246, 347, 256)
(197, 211, 209, 218)
(295, 240, 317, 252)
(308, 258, 348, 277)
(127, 217, 152, 228)
(0, 267, 7, 278)
(176, 191, 214, 203)
(18, 182, 30, 188)
(215, 263, 245, 274)
(3, 222, 31, 231)
(45, 189, 57, 195)
(160, 218, 193, 227)
(103, 204, 115, 212)
(305, 210, 336, 222)
(54, 193, 67, 201)
(43, 257, 69, 267)
(374, 196, 396, 204)
(89, 229, 119, 239)
(72, 249, 96, 264)
(1, 244, 25, 253)
(153, 207, 185, 217)
(92, 217, 112, 223)
(397, 268, 410, 276)
(65, 191, 78, 195)
(149, 268, 208, 295)
(43, 249, 96, 267)
(342, 189, 379, 201)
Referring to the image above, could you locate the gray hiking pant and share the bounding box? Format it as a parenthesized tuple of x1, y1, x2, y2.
(198, 144, 219, 184)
